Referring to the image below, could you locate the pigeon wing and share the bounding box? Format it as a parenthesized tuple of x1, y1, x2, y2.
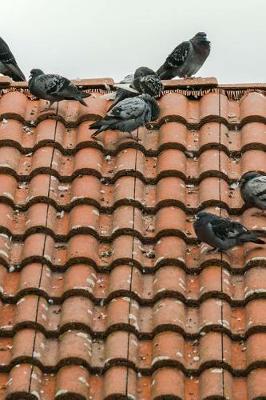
(0, 37, 15, 64)
(3, 63, 25, 81)
(108, 97, 145, 120)
(166, 41, 191, 67)
(43, 74, 70, 95)
(210, 218, 248, 240)
(249, 176, 266, 200)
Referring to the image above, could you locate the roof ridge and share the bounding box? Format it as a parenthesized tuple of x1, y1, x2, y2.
(1, 75, 266, 89)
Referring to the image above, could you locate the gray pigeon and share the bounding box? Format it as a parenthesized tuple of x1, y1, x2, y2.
(109, 67, 163, 110)
(28, 69, 91, 108)
(194, 211, 265, 252)
(157, 32, 211, 79)
(0, 37, 25, 81)
(240, 171, 266, 214)
(90, 93, 159, 141)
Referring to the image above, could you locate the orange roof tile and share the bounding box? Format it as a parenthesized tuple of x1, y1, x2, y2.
(0, 78, 265, 399)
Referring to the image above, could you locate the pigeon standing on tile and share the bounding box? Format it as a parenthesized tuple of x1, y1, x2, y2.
(90, 94, 159, 141)
(194, 211, 265, 252)
(157, 32, 211, 79)
(109, 67, 163, 110)
(240, 172, 266, 214)
(28, 69, 91, 108)
(0, 37, 25, 81)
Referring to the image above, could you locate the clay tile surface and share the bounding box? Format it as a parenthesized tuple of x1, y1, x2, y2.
(0, 79, 265, 399)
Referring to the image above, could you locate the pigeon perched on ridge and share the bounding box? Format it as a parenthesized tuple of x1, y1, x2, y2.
(0, 37, 25, 81)
(90, 93, 159, 141)
(240, 171, 266, 215)
(133, 67, 164, 97)
(194, 211, 265, 252)
(28, 69, 91, 108)
(109, 66, 163, 110)
(157, 32, 211, 79)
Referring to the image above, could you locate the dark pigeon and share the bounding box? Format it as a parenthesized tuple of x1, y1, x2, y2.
(194, 211, 265, 252)
(157, 32, 210, 79)
(109, 67, 163, 110)
(0, 37, 25, 81)
(90, 93, 159, 141)
(240, 171, 266, 214)
(28, 69, 91, 108)
(133, 67, 163, 97)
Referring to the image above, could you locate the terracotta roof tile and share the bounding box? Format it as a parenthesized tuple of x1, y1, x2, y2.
(0, 79, 265, 399)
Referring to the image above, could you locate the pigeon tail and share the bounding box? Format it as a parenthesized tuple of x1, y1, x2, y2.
(251, 229, 266, 238)
(81, 92, 91, 98)
(10, 64, 26, 82)
(250, 237, 265, 245)
(78, 91, 91, 106)
(90, 120, 104, 135)
(240, 232, 265, 245)
(78, 98, 88, 106)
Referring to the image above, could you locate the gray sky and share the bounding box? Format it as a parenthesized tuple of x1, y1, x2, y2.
(1, 0, 266, 83)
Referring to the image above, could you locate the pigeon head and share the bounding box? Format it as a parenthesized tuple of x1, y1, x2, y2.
(30, 69, 44, 78)
(134, 66, 156, 79)
(140, 94, 160, 120)
(191, 32, 210, 44)
(195, 211, 214, 221)
(140, 76, 164, 98)
(239, 171, 261, 188)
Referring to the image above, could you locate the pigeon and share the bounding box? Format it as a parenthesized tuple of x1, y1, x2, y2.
(194, 211, 265, 252)
(109, 67, 163, 110)
(90, 93, 159, 141)
(157, 32, 211, 79)
(0, 37, 25, 81)
(28, 69, 91, 108)
(240, 171, 266, 214)
(133, 67, 164, 97)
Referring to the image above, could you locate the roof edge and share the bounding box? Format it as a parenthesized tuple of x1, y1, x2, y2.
(1, 75, 266, 91)
(0, 77, 114, 89)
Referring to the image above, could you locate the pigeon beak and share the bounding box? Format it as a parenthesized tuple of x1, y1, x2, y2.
(200, 34, 209, 43)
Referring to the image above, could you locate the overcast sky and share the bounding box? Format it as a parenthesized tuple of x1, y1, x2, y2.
(1, 0, 266, 83)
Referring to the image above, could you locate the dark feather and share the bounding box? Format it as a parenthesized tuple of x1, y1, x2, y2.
(0, 37, 25, 81)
